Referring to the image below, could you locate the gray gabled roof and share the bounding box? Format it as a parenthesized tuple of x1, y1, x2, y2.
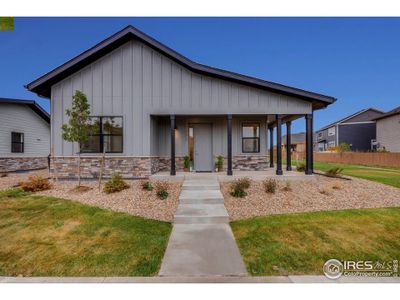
(373, 106, 400, 120)
(0, 97, 50, 123)
(316, 108, 384, 132)
(26, 25, 336, 109)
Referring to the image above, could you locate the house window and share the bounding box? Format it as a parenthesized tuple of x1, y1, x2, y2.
(328, 127, 336, 136)
(11, 132, 24, 153)
(80, 116, 123, 153)
(317, 132, 323, 139)
(242, 122, 260, 153)
(328, 141, 336, 148)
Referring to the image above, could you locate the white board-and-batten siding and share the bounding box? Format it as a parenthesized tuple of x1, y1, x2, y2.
(0, 103, 50, 157)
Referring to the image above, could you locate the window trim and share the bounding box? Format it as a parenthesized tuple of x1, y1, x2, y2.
(241, 122, 260, 153)
(80, 116, 123, 154)
(327, 126, 336, 136)
(11, 132, 24, 153)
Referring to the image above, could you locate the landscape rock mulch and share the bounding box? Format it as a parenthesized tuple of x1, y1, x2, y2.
(0, 170, 182, 222)
(221, 175, 400, 221)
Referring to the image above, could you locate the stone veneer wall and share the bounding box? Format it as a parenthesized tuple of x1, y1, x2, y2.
(51, 156, 152, 179)
(50, 155, 269, 178)
(51, 156, 186, 179)
(154, 157, 185, 172)
(232, 155, 269, 171)
(0, 157, 48, 173)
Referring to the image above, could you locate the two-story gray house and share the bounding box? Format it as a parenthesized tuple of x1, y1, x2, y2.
(0, 98, 50, 172)
(315, 108, 384, 152)
(26, 25, 335, 178)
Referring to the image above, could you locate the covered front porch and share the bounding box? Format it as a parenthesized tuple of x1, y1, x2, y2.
(151, 113, 314, 176)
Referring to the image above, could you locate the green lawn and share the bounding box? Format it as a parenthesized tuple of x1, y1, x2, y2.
(0, 188, 172, 277)
(290, 160, 400, 188)
(231, 207, 400, 276)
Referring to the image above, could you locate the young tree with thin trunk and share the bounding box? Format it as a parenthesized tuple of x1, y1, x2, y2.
(61, 90, 91, 186)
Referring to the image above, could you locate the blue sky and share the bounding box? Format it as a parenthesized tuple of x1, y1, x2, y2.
(1, 17, 399, 133)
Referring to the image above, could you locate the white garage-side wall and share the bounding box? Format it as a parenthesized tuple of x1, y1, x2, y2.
(377, 114, 400, 152)
(0, 103, 50, 157)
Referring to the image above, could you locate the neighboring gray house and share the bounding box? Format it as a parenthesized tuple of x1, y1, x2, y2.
(314, 108, 384, 152)
(374, 106, 400, 152)
(0, 98, 50, 172)
(26, 25, 335, 178)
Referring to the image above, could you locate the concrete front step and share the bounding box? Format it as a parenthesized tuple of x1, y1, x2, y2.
(180, 198, 223, 204)
(182, 185, 220, 191)
(179, 190, 224, 200)
(174, 204, 229, 224)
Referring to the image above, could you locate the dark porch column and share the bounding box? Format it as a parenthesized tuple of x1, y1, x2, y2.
(227, 114, 233, 175)
(269, 126, 274, 168)
(305, 113, 313, 175)
(170, 115, 176, 176)
(286, 121, 292, 171)
(276, 115, 283, 175)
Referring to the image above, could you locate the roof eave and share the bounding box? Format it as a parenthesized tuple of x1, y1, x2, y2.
(26, 25, 336, 106)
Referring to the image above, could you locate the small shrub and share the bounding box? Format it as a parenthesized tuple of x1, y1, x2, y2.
(229, 178, 251, 198)
(103, 173, 129, 194)
(331, 181, 343, 190)
(320, 185, 332, 196)
(230, 188, 247, 198)
(296, 161, 306, 172)
(264, 179, 277, 193)
(141, 180, 153, 191)
(183, 156, 190, 170)
(155, 181, 169, 200)
(0, 173, 8, 178)
(216, 155, 224, 172)
(20, 175, 52, 192)
(236, 177, 251, 189)
(282, 180, 292, 192)
(325, 167, 343, 177)
(336, 143, 350, 154)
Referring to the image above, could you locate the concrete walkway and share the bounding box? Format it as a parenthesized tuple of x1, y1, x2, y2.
(158, 175, 247, 277)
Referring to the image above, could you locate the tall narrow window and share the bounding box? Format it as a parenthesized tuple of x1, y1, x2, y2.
(11, 132, 24, 153)
(188, 126, 194, 166)
(242, 123, 260, 153)
(80, 116, 123, 153)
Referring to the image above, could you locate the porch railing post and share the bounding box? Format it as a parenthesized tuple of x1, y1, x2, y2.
(227, 114, 233, 176)
(170, 114, 176, 176)
(286, 121, 292, 171)
(276, 114, 283, 175)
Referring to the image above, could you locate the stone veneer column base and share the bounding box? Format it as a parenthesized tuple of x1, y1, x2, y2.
(0, 157, 48, 173)
(232, 155, 269, 171)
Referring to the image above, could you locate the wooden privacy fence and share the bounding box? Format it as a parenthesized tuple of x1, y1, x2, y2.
(287, 151, 400, 167)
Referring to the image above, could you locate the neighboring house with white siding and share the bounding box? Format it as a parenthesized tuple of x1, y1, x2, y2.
(0, 98, 50, 172)
(26, 25, 335, 178)
(374, 106, 400, 152)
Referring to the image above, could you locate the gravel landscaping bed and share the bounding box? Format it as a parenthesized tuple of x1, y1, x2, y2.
(0, 170, 182, 222)
(221, 176, 400, 220)
(0, 169, 49, 190)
